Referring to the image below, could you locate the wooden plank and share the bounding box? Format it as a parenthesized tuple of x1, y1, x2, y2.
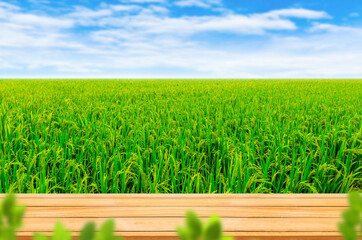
(0, 194, 349, 240)
(16, 231, 342, 237)
(24, 206, 345, 218)
(20, 217, 341, 232)
(16, 232, 344, 240)
(12, 195, 348, 207)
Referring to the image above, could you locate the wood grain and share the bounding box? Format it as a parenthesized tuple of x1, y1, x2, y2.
(20, 217, 340, 232)
(0, 194, 349, 240)
(24, 206, 345, 218)
(13, 195, 349, 207)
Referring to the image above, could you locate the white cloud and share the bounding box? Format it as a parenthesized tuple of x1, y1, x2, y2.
(89, 13, 297, 37)
(260, 8, 330, 19)
(0, 2, 19, 10)
(349, 12, 359, 17)
(10, 13, 73, 28)
(1, 2, 362, 78)
(0, 3, 73, 28)
(66, 4, 143, 28)
(69, 6, 113, 18)
(146, 5, 169, 13)
(27, 0, 50, 4)
(0, 57, 18, 69)
(72, 7, 328, 36)
(309, 23, 362, 34)
(0, 4, 78, 48)
(110, 5, 142, 12)
(175, 0, 221, 8)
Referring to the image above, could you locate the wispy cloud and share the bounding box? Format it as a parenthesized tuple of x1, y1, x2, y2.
(349, 12, 359, 17)
(309, 23, 362, 33)
(174, 0, 221, 8)
(261, 8, 331, 19)
(91, 14, 297, 36)
(1, 0, 362, 77)
(0, 2, 73, 28)
(27, 0, 51, 5)
(0, 2, 20, 10)
(121, 0, 165, 3)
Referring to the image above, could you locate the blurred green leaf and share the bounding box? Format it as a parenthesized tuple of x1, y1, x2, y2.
(186, 210, 202, 240)
(2, 228, 16, 240)
(343, 209, 360, 226)
(177, 211, 232, 240)
(0, 194, 26, 240)
(339, 193, 362, 240)
(98, 219, 115, 240)
(204, 215, 222, 240)
(52, 222, 71, 240)
(339, 222, 357, 240)
(34, 233, 49, 240)
(177, 226, 191, 240)
(349, 193, 362, 212)
(13, 205, 26, 228)
(221, 236, 234, 240)
(80, 222, 96, 240)
(2, 195, 16, 221)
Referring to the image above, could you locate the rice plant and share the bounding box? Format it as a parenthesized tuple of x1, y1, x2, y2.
(0, 80, 361, 193)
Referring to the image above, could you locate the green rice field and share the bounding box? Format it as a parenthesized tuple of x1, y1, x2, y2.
(0, 80, 361, 193)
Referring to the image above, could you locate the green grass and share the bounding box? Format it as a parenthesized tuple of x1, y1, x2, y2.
(0, 80, 361, 193)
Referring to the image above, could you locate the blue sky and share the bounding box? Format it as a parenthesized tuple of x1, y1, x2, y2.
(1, 0, 362, 78)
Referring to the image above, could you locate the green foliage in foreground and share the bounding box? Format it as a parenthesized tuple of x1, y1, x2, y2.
(0, 80, 361, 193)
(0, 195, 26, 240)
(177, 210, 233, 240)
(34, 219, 121, 240)
(35, 210, 232, 240)
(339, 192, 362, 240)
